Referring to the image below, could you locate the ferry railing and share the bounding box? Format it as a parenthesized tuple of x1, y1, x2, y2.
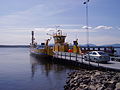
(54, 51, 83, 62)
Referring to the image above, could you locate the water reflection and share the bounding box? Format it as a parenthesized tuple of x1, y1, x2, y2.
(30, 55, 71, 79)
(0, 48, 74, 90)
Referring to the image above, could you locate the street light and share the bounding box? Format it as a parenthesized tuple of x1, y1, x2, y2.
(84, 0, 90, 65)
(84, 0, 90, 51)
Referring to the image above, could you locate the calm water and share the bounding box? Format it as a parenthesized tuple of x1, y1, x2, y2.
(0, 48, 74, 90)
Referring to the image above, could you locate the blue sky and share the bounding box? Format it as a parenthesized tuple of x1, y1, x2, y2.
(0, 0, 120, 45)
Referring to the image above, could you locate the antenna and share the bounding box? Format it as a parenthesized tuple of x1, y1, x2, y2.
(55, 25, 60, 31)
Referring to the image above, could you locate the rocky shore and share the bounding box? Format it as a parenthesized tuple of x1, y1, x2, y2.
(64, 69, 120, 90)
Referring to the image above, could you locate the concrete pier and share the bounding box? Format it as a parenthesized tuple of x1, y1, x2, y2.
(53, 52, 120, 71)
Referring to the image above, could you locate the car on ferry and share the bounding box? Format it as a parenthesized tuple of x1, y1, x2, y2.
(84, 51, 110, 63)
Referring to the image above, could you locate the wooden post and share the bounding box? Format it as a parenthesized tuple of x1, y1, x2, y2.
(84, 47, 86, 50)
(89, 59, 90, 65)
(104, 48, 106, 51)
(70, 53, 71, 60)
(65, 52, 66, 59)
(88, 55, 90, 65)
(82, 55, 83, 63)
(52, 54, 54, 60)
(61, 52, 62, 59)
(98, 59, 99, 67)
(98, 47, 100, 51)
(57, 52, 58, 58)
(76, 53, 77, 61)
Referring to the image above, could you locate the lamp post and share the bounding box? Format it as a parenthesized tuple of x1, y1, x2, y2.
(84, 0, 90, 51)
(84, 0, 90, 65)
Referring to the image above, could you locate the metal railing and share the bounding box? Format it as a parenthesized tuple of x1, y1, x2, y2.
(53, 51, 102, 67)
(52, 51, 120, 71)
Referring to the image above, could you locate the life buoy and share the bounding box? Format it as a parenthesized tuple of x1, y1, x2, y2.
(68, 49, 73, 52)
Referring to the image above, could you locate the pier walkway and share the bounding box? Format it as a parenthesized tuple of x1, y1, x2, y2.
(53, 52, 120, 71)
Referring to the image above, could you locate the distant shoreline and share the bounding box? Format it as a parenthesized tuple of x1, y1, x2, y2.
(0, 45, 120, 48)
(0, 45, 30, 48)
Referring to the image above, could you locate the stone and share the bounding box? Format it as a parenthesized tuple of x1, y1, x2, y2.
(70, 79, 75, 84)
(83, 78, 91, 84)
(115, 83, 120, 90)
(105, 88, 113, 90)
(95, 72, 101, 76)
(97, 86, 105, 90)
(108, 80, 115, 84)
(74, 75, 79, 80)
(107, 83, 116, 89)
(89, 85, 96, 90)
(76, 87, 81, 90)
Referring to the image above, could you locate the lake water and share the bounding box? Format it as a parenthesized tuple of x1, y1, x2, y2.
(1, 47, 120, 90)
(0, 48, 75, 90)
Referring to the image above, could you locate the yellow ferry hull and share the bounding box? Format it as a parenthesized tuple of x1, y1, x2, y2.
(30, 48, 53, 58)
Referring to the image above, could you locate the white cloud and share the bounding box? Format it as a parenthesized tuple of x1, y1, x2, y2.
(82, 26, 92, 29)
(34, 27, 56, 33)
(94, 25, 112, 30)
(34, 28, 48, 32)
(58, 24, 82, 27)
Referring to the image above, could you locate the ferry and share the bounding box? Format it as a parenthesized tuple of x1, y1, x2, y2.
(30, 30, 81, 58)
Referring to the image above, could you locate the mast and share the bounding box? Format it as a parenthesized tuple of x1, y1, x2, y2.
(31, 31, 34, 45)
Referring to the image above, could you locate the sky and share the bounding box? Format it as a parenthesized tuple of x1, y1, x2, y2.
(0, 0, 120, 45)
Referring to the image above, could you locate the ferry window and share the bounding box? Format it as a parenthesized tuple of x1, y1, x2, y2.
(41, 43, 45, 45)
(57, 37, 61, 40)
(54, 37, 57, 40)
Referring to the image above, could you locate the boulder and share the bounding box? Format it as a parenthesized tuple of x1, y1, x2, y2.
(115, 83, 120, 90)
